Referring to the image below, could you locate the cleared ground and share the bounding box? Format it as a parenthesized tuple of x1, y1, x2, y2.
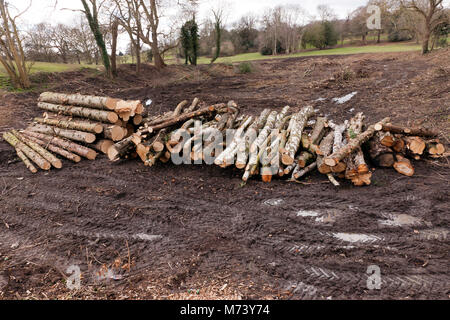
(0, 49, 449, 300)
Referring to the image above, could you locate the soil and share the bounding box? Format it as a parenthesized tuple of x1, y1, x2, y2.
(0, 49, 449, 300)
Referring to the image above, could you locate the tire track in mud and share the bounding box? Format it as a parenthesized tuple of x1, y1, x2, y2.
(1, 164, 448, 298)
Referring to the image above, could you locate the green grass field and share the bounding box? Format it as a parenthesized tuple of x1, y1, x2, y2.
(196, 42, 422, 64)
(0, 41, 428, 84)
(0, 62, 98, 77)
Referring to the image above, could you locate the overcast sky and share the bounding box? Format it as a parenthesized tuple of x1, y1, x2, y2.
(15, 0, 370, 26)
(12, 0, 449, 51)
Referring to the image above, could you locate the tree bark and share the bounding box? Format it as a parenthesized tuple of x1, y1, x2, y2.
(39, 92, 118, 111)
(22, 131, 97, 160)
(28, 124, 96, 144)
(22, 134, 81, 163)
(282, 106, 315, 166)
(12, 130, 62, 169)
(3, 132, 51, 170)
(381, 124, 438, 137)
(324, 117, 390, 167)
(34, 117, 103, 134)
(38, 102, 119, 124)
(16, 149, 38, 173)
(317, 131, 335, 174)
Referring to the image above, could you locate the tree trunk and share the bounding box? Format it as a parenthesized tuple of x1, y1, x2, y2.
(281, 106, 314, 166)
(12, 130, 62, 169)
(34, 117, 104, 134)
(93, 140, 114, 155)
(22, 130, 97, 160)
(369, 135, 395, 168)
(38, 102, 118, 124)
(324, 117, 390, 167)
(381, 124, 438, 137)
(28, 124, 96, 144)
(3, 132, 51, 170)
(317, 131, 335, 174)
(22, 134, 81, 163)
(422, 27, 431, 54)
(16, 149, 38, 173)
(111, 19, 119, 77)
(81, 0, 112, 78)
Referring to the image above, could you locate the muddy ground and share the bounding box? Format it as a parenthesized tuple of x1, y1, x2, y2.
(0, 50, 449, 300)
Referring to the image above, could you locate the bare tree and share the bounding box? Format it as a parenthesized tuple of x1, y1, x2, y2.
(138, 0, 165, 69)
(0, 0, 31, 89)
(80, 0, 113, 77)
(210, 7, 224, 63)
(112, 0, 142, 73)
(401, 0, 447, 53)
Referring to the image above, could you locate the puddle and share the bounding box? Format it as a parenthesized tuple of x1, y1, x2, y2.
(264, 199, 284, 206)
(296, 210, 320, 217)
(333, 92, 358, 104)
(314, 98, 326, 102)
(133, 234, 163, 241)
(333, 232, 382, 243)
(379, 214, 424, 227)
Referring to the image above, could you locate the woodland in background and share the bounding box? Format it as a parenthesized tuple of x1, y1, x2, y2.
(0, 0, 448, 88)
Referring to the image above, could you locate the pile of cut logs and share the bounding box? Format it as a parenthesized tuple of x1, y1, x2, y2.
(109, 100, 445, 186)
(2, 93, 446, 187)
(2, 92, 145, 172)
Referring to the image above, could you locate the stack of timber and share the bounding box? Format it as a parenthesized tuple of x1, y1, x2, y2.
(108, 99, 238, 165)
(108, 100, 445, 187)
(2, 92, 146, 173)
(2, 93, 446, 187)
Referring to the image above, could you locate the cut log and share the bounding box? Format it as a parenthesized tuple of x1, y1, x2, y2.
(3, 132, 51, 170)
(39, 92, 118, 110)
(369, 141, 395, 168)
(392, 136, 406, 153)
(394, 154, 415, 176)
(324, 117, 390, 167)
(351, 172, 372, 186)
(22, 130, 97, 160)
(102, 125, 127, 142)
(34, 117, 103, 134)
(132, 115, 144, 126)
(144, 104, 225, 129)
(173, 100, 189, 115)
(310, 117, 328, 146)
(93, 140, 114, 155)
(317, 131, 335, 174)
(215, 116, 253, 167)
(108, 135, 139, 161)
(297, 151, 314, 168)
(405, 136, 426, 155)
(426, 140, 445, 156)
(282, 106, 315, 166)
(184, 98, 200, 114)
(155, 103, 186, 150)
(236, 109, 271, 169)
(292, 162, 317, 181)
(16, 149, 38, 173)
(38, 102, 118, 124)
(22, 134, 82, 163)
(381, 124, 438, 138)
(329, 122, 348, 173)
(28, 124, 96, 144)
(12, 130, 62, 169)
(379, 132, 395, 147)
(243, 111, 278, 181)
